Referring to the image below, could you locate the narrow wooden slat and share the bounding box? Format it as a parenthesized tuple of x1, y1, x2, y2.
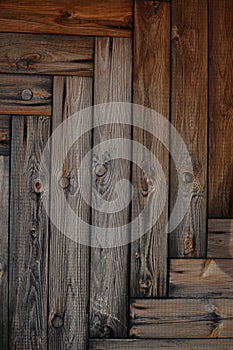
(208, 219, 233, 258)
(0, 156, 9, 349)
(209, 0, 233, 217)
(0, 0, 132, 38)
(9, 116, 50, 349)
(0, 75, 52, 115)
(169, 0, 208, 257)
(0, 33, 94, 76)
(49, 76, 92, 349)
(170, 259, 233, 298)
(131, 0, 170, 297)
(0, 115, 10, 155)
(90, 37, 132, 337)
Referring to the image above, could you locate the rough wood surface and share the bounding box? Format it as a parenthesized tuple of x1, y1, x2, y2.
(131, 0, 170, 297)
(90, 37, 132, 338)
(49, 76, 92, 349)
(208, 219, 233, 258)
(0, 33, 94, 76)
(0, 0, 132, 37)
(9, 116, 50, 349)
(0, 156, 9, 349)
(209, 0, 233, 218)
(0, 115, 10, 155)
(169, 259, 233, 298)
(169, 0, 208, 257)
(0, 74, 52, 115)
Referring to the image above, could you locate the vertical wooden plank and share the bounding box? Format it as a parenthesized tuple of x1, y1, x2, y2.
(9, 115, 50, 349)
(0, 156, 9, 349)
(209, 0, 233, 218)
(169, 0, 208, 257)
(49, 76, 92, 349)
(90, 37, 132, 337)
(131, 0, 170, 297)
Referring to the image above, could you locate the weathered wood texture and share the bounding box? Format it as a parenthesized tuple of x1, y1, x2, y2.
(49, 76, 92, 349)
(209, 0, 233, 218)
(169, 0, 208, 257)
(0, 156, 9, 349)
(0, 0, 132, 37)
(208, 219, 233, 258)
(9, 116, 50, 349)
(131, 0, 170, 297)
(0, 33, 94, 76)
(0, 115, 10, 155)
(169, 259, 233, 298)
(0, 74, 52, 115)
(90, 37, 132, 338)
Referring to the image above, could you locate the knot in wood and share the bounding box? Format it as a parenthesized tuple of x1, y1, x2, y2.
(52, 315, 64, 328)
(182, 171, 194, 184)
(33, 179, 43, 193)
(59, 176, 70, 189)
(21, 89, 33, 101)
(102, 325, 114, 338)
(95, 164, 107, 177)
(30, 227, 37, 239)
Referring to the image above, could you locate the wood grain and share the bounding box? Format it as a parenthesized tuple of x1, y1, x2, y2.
(90, 37, 132, 338)
(0, 33, 94, 76)
(169, 0, 208, 257)
(48, 76, 92, 349)
(131, 0, 170, 297)
(209, 0, 233, 218)
(9, 116, 50, 349)
(208, 219, 233, 258)
(0, 74, 52, 115)
(170, 259, 233, 297)
(0, 115, 10, 156)
(0, 156, 9, 349)
(0, 0, 132, 37)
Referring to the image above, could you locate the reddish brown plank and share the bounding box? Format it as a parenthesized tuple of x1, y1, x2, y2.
(208, 219, 233, 258)
(0, 115, 10, 155)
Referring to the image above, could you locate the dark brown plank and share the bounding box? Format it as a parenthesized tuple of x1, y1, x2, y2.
(208, 219, 233, 258)
(131, 0, 170, 297)
(0, 74, 52, 116)
(48, 76, 92, 349)
(0, 0, 132, 37)
(90, 37, 132, 337)
(169, 0, 208, 257)
(9, 116, 50, 349)
(0, 156, 9, 349)
(209, 0, 233, 218)
(0, 33, 94, 76)
(0, 115, 10, 155)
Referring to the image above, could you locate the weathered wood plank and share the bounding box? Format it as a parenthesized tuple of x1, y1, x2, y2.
(0, 33, 94, 76)
(131, 0, 170, 297)
(0, 74, 52, 116)
(90, 37, 132, 337)
(49, 76, 92, 349)
(208, 219, 233, 258)
(169, 0, 208, 257)
(209, 0, 233, 218)
(0, 156, 9, 349)
(0, 115, 10, 155)
(0, 0, 132, 37)
(170, 259, 233, 297)
(9, 116, 50, 349)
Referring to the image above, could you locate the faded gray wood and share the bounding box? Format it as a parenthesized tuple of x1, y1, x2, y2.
(90, 37, 132, 337)
(9, 116, 50, 349)
(131, 0, 170, 297)
(208, 219, 233, 258)
(49, 76, 92, 349)
(0, 115, 10, 155)
(0, 156, 9, 349)
(0, 33, 94, 76)
(169, 0, 208, 257)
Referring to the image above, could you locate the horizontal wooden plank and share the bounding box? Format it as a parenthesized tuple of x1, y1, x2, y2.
(0, 74, 52, 115)
(0, 0, 132, 37)
(130, 299, 233, 338)
(0, 33, 94, 76)
(0, 115, 10, 155)
(208, 219, 233, 258)
(169, 259, 233, 297)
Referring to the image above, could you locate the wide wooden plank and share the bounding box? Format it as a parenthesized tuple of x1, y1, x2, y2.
(130, 298, 233, 338)
(0, 115, 10, 155)
(169, 0, 208, 257)
(0, 156, 9, 349)
(0, 0, 132, 37)
(49, 76, 92, 349)
(208, 219, 233, 258)
(209, 0, 233, 218)
(170, 259, 233, 297)
(0, 74, 52, 115)
(0, 33, 94, 76)
(90, 37, 132, 337)
(9, 116, 50, 349)
(131, 0, 170, 297)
